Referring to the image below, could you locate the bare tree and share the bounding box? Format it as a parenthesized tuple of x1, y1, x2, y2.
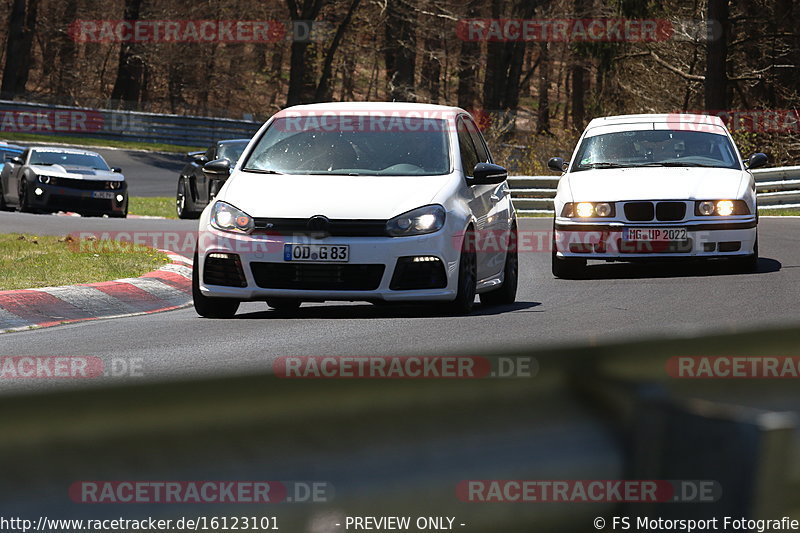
(1, 0, 39, 99)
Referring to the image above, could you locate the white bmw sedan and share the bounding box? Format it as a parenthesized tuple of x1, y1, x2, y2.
(549, 114, 765, 278)
(192, 102, 517, 317)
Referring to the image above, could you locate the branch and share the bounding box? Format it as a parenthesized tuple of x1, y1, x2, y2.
(649, 51, 705, 81)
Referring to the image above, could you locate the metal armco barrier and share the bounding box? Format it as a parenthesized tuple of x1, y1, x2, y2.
(510, 166, 800, 213)
(0, 100, 261, 147)
(0, 325, 798, 530)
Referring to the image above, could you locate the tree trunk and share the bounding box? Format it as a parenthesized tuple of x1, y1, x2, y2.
(109, 0, 146, 107)
(704, 0, 729, 111)
(285, 0, 325, 107)
(1, 0, 38, 99)
(315, 0, 361, 101)
(457, 0, 481, 110)
(421, 33, 442, 104)
(384, 0, 417, 101)
(536, 42, 550, 134)
(55, 0, 78, 102)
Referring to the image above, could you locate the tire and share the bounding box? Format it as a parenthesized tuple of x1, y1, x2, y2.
(551, 231, 586, 278)
(444, 228, 477, 314)
(18, 178, 32, 213)
(0, 183, 8, 211)
(192, 251, 241, 318)
(480, 223, 518, 306)
(176, 177, 199, 219)
(729, 237, 759, 273)
(267, 298, 302, 311)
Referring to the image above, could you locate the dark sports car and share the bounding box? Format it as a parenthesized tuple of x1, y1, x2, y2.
(176, 138, 250, 219)
(0, 146, 127, 217)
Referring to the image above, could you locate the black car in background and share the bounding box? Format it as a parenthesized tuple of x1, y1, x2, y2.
(176, 138, 249, 219)
(0, 146, 127, 217)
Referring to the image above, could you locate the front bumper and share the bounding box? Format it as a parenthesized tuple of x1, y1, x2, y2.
(196, 228, 463, 302)
(554, 218, 757, 260)
(25, 181, 128, 215)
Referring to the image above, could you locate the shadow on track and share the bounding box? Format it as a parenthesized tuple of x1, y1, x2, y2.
(560, 257, 781, 281)
(233, 301, 541, 320)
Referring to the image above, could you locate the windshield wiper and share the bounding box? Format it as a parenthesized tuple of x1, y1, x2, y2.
(243, 168, 283, 174)
(635, 162, 716, 168)
(578, 162, 636, 169)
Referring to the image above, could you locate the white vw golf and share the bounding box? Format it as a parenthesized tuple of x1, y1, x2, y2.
(549, 114, 765, 278)
(192, 102, 517, 317)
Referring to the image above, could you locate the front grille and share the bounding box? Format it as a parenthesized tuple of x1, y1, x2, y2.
(253, 218, 387, 237)
(390, 257, 447, 290)
(624, 202, 655, 221)
(204, 254, 247, 287)
(50, 178, 109, 190)
(47, 195, 113, 212)
(616, 238, 694, 254)
(655, 202, 686, 221)
(251, 262, 385, 290)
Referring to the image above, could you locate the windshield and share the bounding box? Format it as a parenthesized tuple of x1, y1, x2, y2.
(217, 141, 248, 164)
(30, 150, 110, 170)
(572, 129, 741, 171)
(242, 116, 451, 176)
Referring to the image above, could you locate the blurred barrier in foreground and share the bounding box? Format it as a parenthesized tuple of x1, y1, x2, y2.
(0, 325, 798, 531)
(510, 166, 800, 213)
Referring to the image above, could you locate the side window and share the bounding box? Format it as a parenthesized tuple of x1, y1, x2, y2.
(464, 118, 490, 163)
(457, 118, 479, 177)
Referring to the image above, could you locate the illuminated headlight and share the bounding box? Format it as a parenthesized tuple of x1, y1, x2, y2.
(386, 205, 446, 237)
(107, 180, 123, 190)
(561, 202, 615, 218)
(695, 200, 749, 216)
(210, 201, 254, 234)
(34, 187, 44, 196)
(115, 194, 125, 203)
(37, 175, 57, 185)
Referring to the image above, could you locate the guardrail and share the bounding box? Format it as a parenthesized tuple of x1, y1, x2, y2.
(0, 100, 262, 147)
(1, 325, 798, 527)
(510, 166, 800, 214)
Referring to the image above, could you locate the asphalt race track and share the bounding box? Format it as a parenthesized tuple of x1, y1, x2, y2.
(2, 203, 799, 395)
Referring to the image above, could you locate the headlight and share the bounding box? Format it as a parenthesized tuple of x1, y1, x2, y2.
(695, 200, 749, 216)
(386, 205, 446, 237)
(210, 201, 254, 233)
(106, 180, 123, 190)
(561, 202, 615, 218)
(37, 175, 57, 185)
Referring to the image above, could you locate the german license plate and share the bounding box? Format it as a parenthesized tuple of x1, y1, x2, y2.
(284, 244, 349, 262)
(623, 228, 688, 242)
(91, 191, 115, 199)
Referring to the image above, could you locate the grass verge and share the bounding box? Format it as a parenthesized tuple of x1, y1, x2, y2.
(1, 132, 202, 154)
(129, 196, 177, 219)
(759, 208, 800, 216)
(0, 234, 170, 290)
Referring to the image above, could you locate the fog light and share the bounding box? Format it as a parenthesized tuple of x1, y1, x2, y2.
(716, 200, 734, 216)
(34, 187, 44, 196)
(698, 201, 715, 215)
(411, 256, 439, 262)
(116, 194, 124, 203)
(575, 202, 594, 218)
(208, 253, 232, 259)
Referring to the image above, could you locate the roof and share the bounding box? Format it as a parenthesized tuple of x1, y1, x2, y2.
(275, 101, 465, 118)
(586, 113, 726, 129)
(29, 146, 102, 156)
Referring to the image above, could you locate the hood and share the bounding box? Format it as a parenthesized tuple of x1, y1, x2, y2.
(29, 164, 123, 181)
(564, 167, 747, 202)
(220, 171, 452, 219)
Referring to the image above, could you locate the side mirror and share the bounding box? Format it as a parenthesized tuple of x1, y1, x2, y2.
(202, 158, 231, 181)
(111, 167, 122, 173)
(470, 162, 508, 185)
(10, 156, 23, 165)
(547, 157, 566, 172)
(746, 153, 767, 170)
(189, 152, 209, 164)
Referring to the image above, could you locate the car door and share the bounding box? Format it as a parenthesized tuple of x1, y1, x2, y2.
(464, 117, 511, 277)
(457, 116, 494, 281)
(4, 148, 29, 204)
